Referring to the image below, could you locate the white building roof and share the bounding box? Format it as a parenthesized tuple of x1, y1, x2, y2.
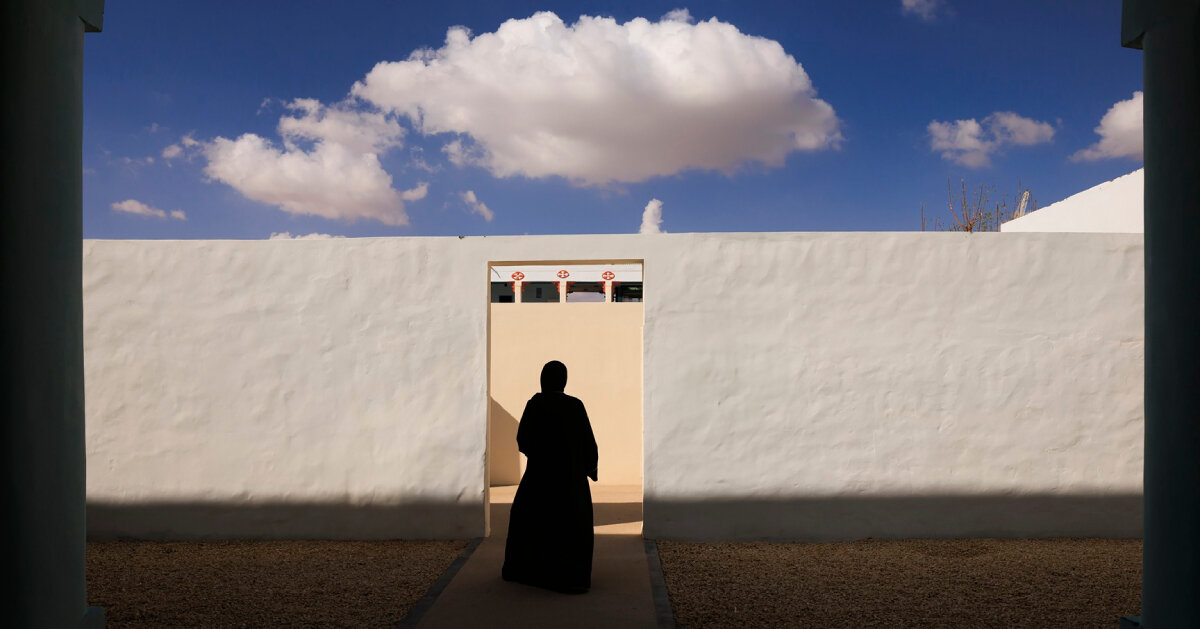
(1001, 169, 1143, 233)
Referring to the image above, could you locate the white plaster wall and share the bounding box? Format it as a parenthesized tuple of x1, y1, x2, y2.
(84, 238, 491, 539)
(1002, 169, 1143, 233)
(84, 232, 1143, 540)
(641, 232, 1144, 540)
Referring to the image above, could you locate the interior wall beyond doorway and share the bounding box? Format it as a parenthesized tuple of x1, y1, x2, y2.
(488, 302, 643, 486)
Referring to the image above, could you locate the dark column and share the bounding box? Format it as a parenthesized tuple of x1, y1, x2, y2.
(1122, 1, 1200, 627)
(1, 1, 104, 627)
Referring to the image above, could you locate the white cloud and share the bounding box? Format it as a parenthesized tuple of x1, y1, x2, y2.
(268, 232, 344, 240)
(902, 0, 942, 21)
(400, 181, 429, 201)
(989, 111, 1056, 146)
(353, 11, 841, 185)
(202, 100, 414, 226)
(460, 190, 494, 221)
(1071, 91, 1143, 162)
(204, 135, 409, 225)
(639, 198, 665, 234)
(928, 119, 990, 167)
(662, 8, 694, 23)
(928, 111, 1054, 167)
(111, 155, 155, 171)
(162, 134, 201, 161)
(111, 199, 186, 220)
(441, 138, 485, 168)
(277, 98, 405, 154)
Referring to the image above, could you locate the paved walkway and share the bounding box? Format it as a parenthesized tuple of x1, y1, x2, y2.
(413, 485, 658, 629)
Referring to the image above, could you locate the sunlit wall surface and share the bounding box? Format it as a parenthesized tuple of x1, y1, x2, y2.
(83, 232, 1143, 540)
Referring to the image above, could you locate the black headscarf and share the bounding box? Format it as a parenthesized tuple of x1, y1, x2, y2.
(540, 360, 567, 393)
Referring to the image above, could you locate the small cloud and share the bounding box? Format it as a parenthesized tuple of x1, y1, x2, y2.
(112, 199, 164, 218)
(442, 138, 484, 168)
(111, 199, 186, 220)
(1071, 91, 1143, 162)
(113, 155, 155, 169)
(902, 0, 942, 21)
(162, 134, 201, 162)
(639, 198, 665, 234)
(401, 182, 429, 202)
(662, 8, 694, 23)
(928, 111, 1054, 168)
(146, 122, 162, 134)
(460, 190, 494, 222)
(268, 231, 344, 240)
(989, 111, 1056, 146)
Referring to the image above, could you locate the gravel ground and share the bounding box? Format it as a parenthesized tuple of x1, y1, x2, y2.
(87, 540, 466, 628)
(657, 538, 1141, 629)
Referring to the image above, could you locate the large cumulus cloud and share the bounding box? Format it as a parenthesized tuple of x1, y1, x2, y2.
(352, 11, 841, 185)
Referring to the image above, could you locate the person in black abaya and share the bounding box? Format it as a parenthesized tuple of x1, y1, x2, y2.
(502, 360, 599, 594)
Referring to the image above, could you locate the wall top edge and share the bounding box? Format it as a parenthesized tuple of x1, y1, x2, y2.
(82, 231, 1147, 245)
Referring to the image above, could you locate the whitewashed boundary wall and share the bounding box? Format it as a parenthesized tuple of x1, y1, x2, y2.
(83, 233, 1143, 540)
(641, 233, 1143, 540)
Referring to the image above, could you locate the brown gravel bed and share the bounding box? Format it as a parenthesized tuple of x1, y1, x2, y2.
(87, 540, 467, 628)
(657, 538, 1141, 629)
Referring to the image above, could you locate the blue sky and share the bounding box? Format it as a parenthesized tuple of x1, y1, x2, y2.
(83, 0, 1143, 239)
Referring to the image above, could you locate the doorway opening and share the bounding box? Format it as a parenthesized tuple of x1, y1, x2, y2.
(485, 261, 644, 539)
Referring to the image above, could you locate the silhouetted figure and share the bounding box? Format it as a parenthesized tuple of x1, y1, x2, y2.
(502, 360, 599, 593)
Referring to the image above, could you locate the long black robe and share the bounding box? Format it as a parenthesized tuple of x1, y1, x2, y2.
(501, 391, 599, 591)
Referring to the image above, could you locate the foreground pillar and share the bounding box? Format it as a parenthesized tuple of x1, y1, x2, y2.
(1, 1, 104, 627)
(1122, 1, 1200, 626)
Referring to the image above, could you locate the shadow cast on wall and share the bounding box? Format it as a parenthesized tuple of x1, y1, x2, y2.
(594, 502, 643, 527)
(489, 397, 521, 486)
(644, 492, 1143, 541)
(487, 497, 642, 540)
(87, 500, 483, 540)
(88, 493, 1140, 541)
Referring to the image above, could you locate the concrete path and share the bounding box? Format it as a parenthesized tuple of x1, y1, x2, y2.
(413, 485, 657, 629)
